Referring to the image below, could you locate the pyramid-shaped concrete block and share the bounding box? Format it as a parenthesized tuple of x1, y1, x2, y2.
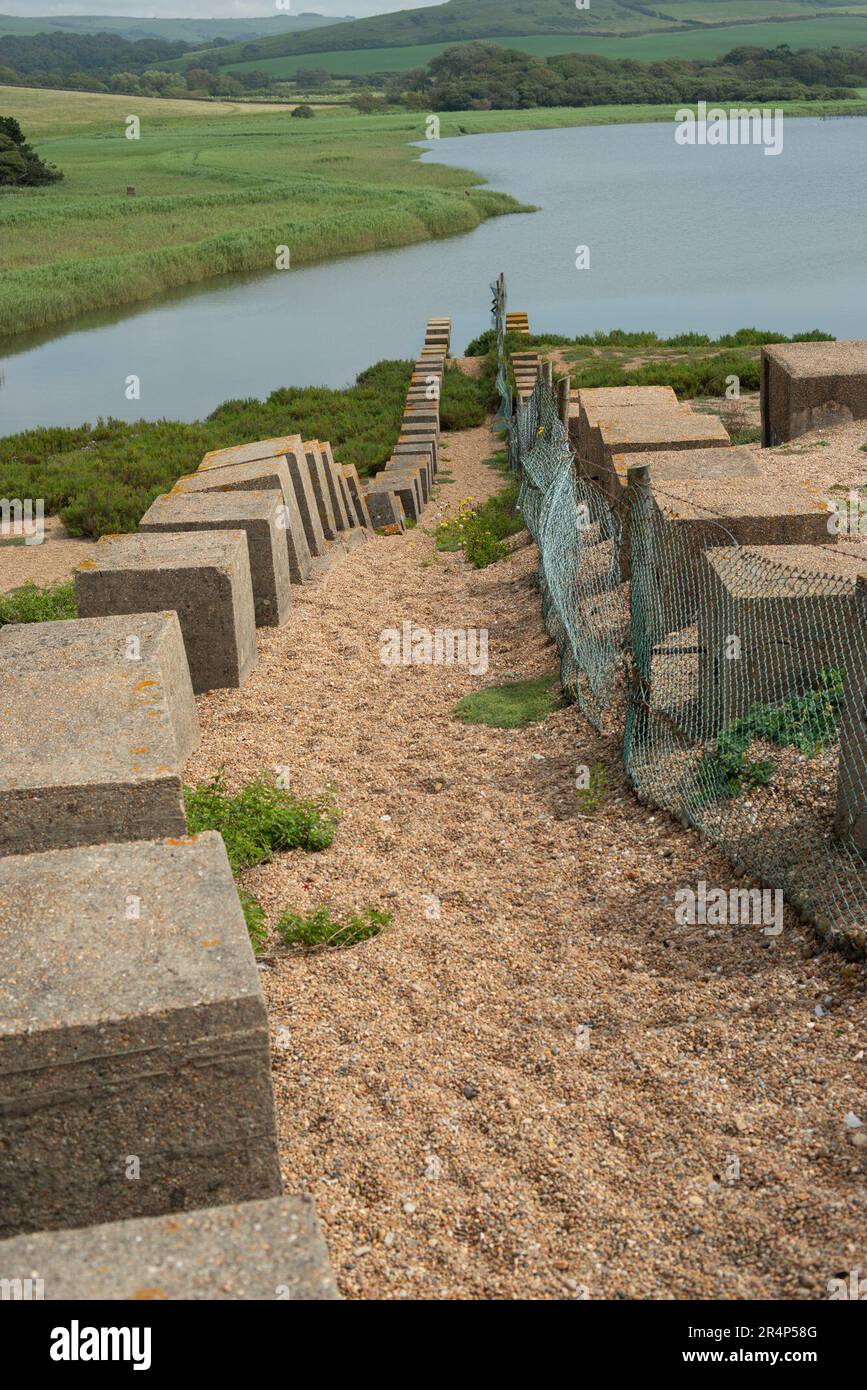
(75, 531, 257, 694)
(139, 491, 291, 628)
(0, 832, 282, 1238)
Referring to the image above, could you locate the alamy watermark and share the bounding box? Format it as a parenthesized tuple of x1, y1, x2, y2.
(0, 498, 44, 546)
(379, 621, 489, 676)
(675, 879, 783, 936)
(675, 102, 784, 158)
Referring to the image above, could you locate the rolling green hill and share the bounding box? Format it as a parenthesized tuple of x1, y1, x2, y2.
(0, 12, 342, 43)
(222, 20, 867, 81)
(177, 0, 867, 72)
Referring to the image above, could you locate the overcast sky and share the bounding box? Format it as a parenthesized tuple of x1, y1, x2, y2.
(3, 0, 444, 18)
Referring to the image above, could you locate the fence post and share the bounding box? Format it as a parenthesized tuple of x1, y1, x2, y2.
(834, 572, 867, 851)
(558, 374, 571, 431)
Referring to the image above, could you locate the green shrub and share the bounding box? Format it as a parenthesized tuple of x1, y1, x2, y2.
(184, 772, 337, 875)
(439, 365, 495, 429)
(0, 359, 416, 540)
(276, 904, 390, 952)
(237, 889, 268, 955)
(436, 468, 523, 569)
(0, 580, 77, 627)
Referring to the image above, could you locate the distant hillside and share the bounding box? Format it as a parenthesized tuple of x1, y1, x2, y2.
(0, 12, 345, 43)
(180, 0, 861, 68)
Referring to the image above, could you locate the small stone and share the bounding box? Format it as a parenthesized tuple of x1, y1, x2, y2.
(844, 1112, 864, 1130)
(463, 1083, 479, 1100)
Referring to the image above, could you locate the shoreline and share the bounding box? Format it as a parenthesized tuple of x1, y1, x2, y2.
(2, 92, 866, 343)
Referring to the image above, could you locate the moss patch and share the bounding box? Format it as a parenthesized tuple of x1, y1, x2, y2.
(454, 673, 563, 729)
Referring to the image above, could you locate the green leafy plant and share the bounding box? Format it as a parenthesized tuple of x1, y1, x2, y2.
(237, 888, 268, 955)
(696, 667, 844, 802)
(276, 904, 390, 953)
(576, 762, 606, 814)
(0, 579, 77, 627)
(184, 772, 337, 874)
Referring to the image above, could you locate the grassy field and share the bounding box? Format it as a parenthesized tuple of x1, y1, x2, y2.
(2, 84, 866, 340)
(0, 87, 528, 338)
(223, 17, 867, 79)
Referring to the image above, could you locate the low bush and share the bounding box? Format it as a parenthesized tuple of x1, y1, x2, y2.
(0, 579, 77, 627)
(184, 772, 337, 875)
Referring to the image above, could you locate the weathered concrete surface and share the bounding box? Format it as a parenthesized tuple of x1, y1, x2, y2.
(391, 446, 432, 492)
(611, 444, 764, 498)
(762, 340, 867, 445)
(648, 476, 835, 637)
(379, 470, 421, 521)
(174, 459, 313, 583)
(365, 481, 407, 532)
(594, 412, 730, 492)
(199, 436, 299, 471)
(0, 612, 199, 765)
(575, 385, 681, 459)
(303, 440, 338, 541)
(395, 439, 436, 477)
(316, 442, 352, 531)
(0, 664, 188, 856)
(0, 1196, 339, 1301)
(341, 465, 372, 529)
(0, 832, 282, 1237)
(697, 543, 862, 735)
(386, 456, 429, 502)
(139, 491, 291, 628)
(75, 531, 256, 694)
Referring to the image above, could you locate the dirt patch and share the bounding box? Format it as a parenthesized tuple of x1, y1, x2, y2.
(0, 515, 95, 594)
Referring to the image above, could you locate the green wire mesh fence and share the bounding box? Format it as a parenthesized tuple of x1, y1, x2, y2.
(492, 277, 867, 955)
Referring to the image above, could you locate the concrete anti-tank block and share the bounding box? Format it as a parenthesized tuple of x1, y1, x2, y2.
(75, 530, 256, 694)
(138, 491, 291, 628)
(173, 458, 312, 583)
(0, 832, 282, 1238)
(0, 611, 198, 765)
(0, 1196, 340, 1301)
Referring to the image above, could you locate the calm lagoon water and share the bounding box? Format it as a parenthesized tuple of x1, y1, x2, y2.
(2, 116, 866, 433)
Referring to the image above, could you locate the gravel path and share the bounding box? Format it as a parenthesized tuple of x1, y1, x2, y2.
(182, 423, 867, 1300)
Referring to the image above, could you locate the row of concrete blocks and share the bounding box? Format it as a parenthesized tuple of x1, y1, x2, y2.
(364, 324, 450, 530)
(761, 339, 867, 445)
(0, 608, 338, 1295)
(74, 434, 369, 697)
(568, 414, 867, 851)
(512, 323, 540, 403)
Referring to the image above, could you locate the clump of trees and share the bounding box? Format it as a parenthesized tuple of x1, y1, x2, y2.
(0, 115, 63, 187)
(397, 42, 864, 111)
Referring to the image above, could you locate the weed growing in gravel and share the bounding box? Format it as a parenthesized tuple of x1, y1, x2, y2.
(276, 905, 391, 953)
(696, 668, 844, 801)
(0, 579, 76, 626)
(237, 889, 268, 955)
(435, 457, 523, 569)
(184, 772, 337, 874)
(184, 773, 338, 951)
(455, 674, 563, 729)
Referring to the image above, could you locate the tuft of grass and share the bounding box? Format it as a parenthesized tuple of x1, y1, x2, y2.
(0, 579, 77, 627)
(276, 904, 390, 953)
(728, 426, 763, 446)
(184, 771, 337, 875)
(455, 673, 563, 729)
